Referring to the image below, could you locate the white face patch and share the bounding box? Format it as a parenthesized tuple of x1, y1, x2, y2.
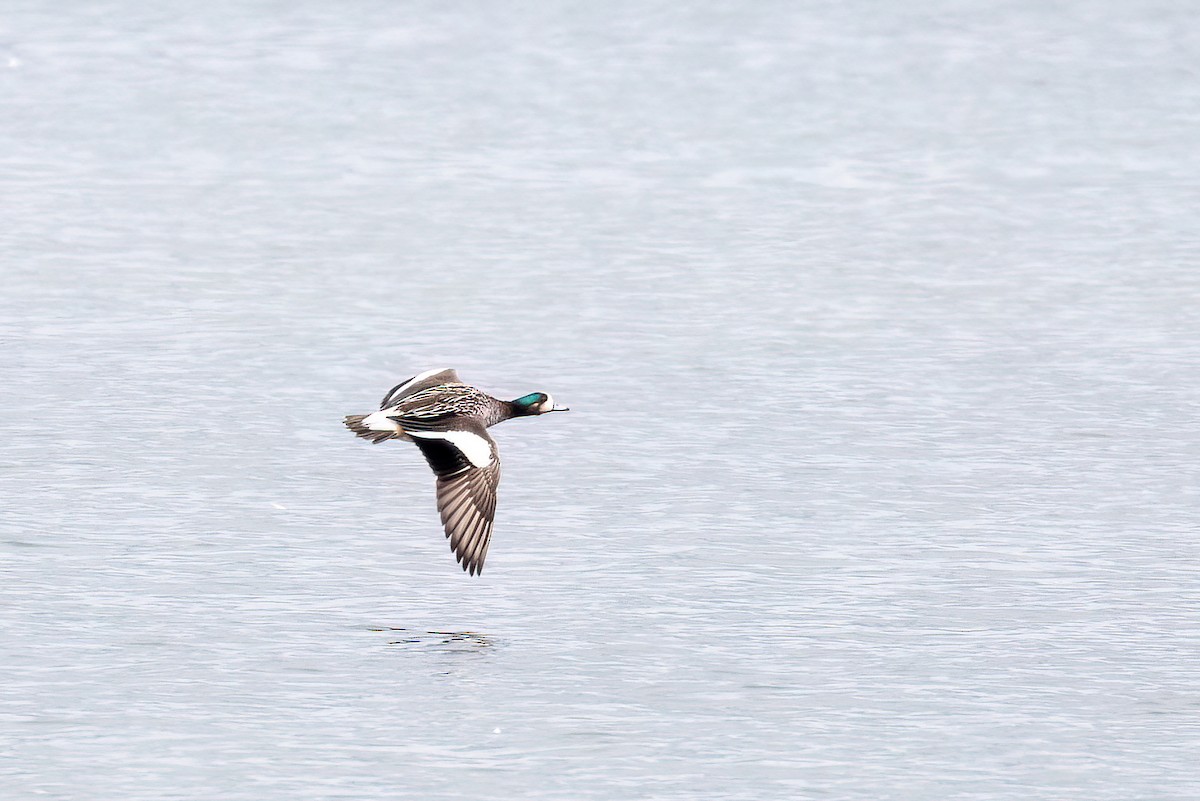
(539, 394, 556, 413)
(361, 410, 401, 432)
(409, 430, 494, 468)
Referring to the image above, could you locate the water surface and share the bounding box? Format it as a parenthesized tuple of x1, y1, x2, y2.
(2, 2, 1199, 799)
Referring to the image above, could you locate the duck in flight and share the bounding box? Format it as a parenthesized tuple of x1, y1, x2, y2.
(344, 368, 568, 575)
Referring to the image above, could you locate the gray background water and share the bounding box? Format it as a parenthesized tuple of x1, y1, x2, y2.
(2, 2, 1198, 799)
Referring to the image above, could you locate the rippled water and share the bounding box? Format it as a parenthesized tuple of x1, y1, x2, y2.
(3, 2, 1199, 799)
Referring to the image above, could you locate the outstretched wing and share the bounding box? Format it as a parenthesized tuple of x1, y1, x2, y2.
(408, 425, 501, 576)
(379, 368, 460, 409)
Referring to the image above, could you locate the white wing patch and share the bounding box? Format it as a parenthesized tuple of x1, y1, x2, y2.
(360, 410, 402, 432)
(393, 367, 452, 399)
(409, 430, 494, 469)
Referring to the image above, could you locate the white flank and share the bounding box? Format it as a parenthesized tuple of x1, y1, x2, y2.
(361, 410, 401, 432)
(409, 430, 494, 468)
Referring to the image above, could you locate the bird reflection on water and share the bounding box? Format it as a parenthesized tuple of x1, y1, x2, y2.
(368, 627, 495, 650)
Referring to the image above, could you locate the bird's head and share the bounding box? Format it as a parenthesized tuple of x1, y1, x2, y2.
(510, 392, 569, 416)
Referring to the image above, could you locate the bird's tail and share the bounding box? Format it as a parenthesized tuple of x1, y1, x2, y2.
(344, 413, 402, 444)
